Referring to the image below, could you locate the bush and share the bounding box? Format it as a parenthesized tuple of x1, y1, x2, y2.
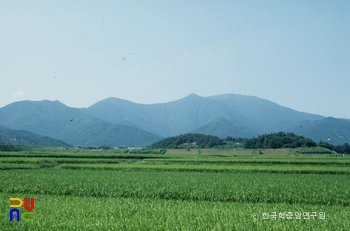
(0, 144, 22, 152)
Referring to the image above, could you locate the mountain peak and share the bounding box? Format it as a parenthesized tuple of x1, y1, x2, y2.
(183, 93, 202, 100)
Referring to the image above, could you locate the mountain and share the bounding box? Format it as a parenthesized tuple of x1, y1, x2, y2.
(0, 94, 349, 147)
(289, 117, 350, 145)
(86, 94, 344, 141)
(86, 93, 349, 145)
(191, 117, 258, 138)
(83, 97, 170, 137)
(0, 100, 161, 147)
(208, 94, 324, 132)
(161, 94, 255, 136)
(0, 125, 71, 147)
(86, 94, 256, 137)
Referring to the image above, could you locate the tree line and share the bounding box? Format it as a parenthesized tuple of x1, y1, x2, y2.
(318, 141, 350, 154)
(148, 133, 224, 149)
(148, 132, 317, 150)
(148, 132, 350, 154)
(243, 132, 317, 149)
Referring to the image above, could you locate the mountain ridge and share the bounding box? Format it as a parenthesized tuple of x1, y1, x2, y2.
(0, 125, 71, 147)
(0, 100, 162, 147)
(0, 93, 349, 147)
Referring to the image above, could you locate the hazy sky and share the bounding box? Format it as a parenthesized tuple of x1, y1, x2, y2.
(1, 1, 349, 118)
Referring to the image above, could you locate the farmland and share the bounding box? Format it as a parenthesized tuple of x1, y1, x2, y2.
(1, 148, 350, 230)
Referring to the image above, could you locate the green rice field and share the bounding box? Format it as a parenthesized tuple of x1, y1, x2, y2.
(1, 148, 349, 230)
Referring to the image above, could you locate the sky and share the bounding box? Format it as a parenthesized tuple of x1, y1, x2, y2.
(1, 0, 349, 118)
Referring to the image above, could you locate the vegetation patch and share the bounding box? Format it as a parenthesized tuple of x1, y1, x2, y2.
(147, 132, 350, 154)
(1, 148, 349, 230)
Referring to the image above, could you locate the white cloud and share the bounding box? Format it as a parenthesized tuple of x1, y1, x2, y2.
(12, 89, 25, 98)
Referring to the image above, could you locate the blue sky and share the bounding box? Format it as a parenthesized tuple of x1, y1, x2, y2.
(1, 1, 349, 118)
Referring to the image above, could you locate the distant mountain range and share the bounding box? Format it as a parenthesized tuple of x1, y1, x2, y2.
(0, 100, 161, 147)
(0, 93, 349, 147)
(0, 125, 71, 148)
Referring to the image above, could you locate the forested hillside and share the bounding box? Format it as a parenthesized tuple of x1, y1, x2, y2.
(148, 132, 350, 154)
(243, 132, 316, 149)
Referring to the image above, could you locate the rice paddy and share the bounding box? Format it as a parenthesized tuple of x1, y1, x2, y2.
(1, 148, 349, 230)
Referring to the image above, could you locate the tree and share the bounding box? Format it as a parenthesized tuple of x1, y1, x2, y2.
(344, 143, 350, 154)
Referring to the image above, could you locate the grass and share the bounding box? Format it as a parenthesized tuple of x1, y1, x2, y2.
(1, 148, 349, 230)
(59, 163, 350, 174)
(1, 193, 349, 231)
(1, 169, 349, 205)
(0, 163, 40, 170)
(142, 157, 350, 165)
